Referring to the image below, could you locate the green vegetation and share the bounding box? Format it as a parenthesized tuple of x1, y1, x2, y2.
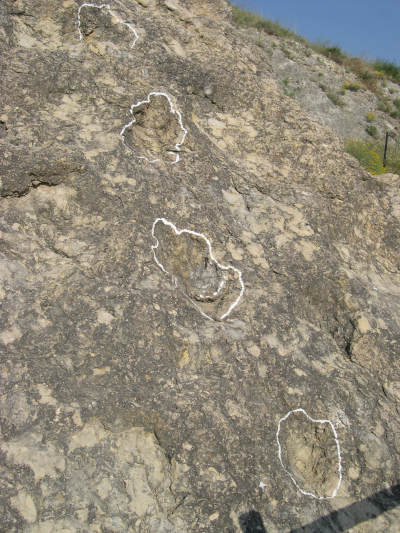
(366, 111, 376, 123)
(365, 125, 378, 138)
(384, 139, 400, 174)
(318, 45, 345, 64)
(390, 109, 400, 119)
(230, 3, 400, 92)
(281, 77, 297, 98)
(326, 91, 344, 107)
(345, 139, 385, 174)
(373, 59, 400, 84)
(376, 97, 400, 118)
(319, 83, 344, 106)
(230, 3, 306, 41)
(342, 80, 361, 92)
(280, 45, 295, 60)
(392, 99, 400, 118)
(345, 138, 400, 175)
(377, 97, 392, 113)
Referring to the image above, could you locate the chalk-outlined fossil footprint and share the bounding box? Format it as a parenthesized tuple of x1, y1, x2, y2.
(77, 3, 139, 47)
(151, 218, 245, 320)
(121, 92, 187, 164)
(276, 408, 343, 499)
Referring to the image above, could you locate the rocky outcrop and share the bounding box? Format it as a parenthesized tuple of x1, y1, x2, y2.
(1, 1, 399, 531)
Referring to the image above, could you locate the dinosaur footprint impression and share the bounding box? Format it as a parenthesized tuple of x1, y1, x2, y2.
(152, 218, 244, 321)
(121, 92, 187, 164)
(77, 3, 139, 49)
(276, 408, 342, 499)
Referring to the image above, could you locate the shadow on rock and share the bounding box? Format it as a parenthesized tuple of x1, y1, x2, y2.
(290, 483, 400, 532)
(239, 510, 267, 533)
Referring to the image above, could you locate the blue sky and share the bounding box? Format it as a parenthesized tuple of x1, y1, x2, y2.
(232, 0, 400, 64)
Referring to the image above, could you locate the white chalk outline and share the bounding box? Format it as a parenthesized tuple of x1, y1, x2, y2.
(77, 3, 139, 47)
(120, 92, 188, 164)
(276, 408, 343, 500)
(151, 218, 245, 321)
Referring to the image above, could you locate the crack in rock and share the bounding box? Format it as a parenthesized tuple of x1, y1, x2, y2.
(120, 92, 187, 164)
(77, 2, 139, 47)
(276, 408, 343, 499)
(151, 218, 245, 321)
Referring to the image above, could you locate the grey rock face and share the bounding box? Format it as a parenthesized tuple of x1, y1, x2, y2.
(0, 1, 399, 531)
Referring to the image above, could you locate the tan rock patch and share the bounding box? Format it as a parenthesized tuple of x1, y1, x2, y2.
(11, 490, 37, 524)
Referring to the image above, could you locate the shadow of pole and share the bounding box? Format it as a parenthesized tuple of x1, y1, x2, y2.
(238, 484, 400, 533)
(239, 510, 267, 533)
(290, 483, 400, 533)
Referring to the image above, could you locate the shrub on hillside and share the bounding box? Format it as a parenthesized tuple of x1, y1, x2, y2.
(384, 138, 400, 174)
(366, 111, 376, 122)
(345, 137, 400, 175)
(366, 125, 378, 138)
(345, 139, 385, 174)
(342, 80, 361, 92)
(321, 45, 346, 64)
(373, 60, 400, 84)
(377, 98, 392, 113)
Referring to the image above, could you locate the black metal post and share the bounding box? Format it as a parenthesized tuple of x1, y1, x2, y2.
(383, 131, 389, 167)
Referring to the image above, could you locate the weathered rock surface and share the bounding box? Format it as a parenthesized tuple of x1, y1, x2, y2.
(0, 1, 399, 531)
